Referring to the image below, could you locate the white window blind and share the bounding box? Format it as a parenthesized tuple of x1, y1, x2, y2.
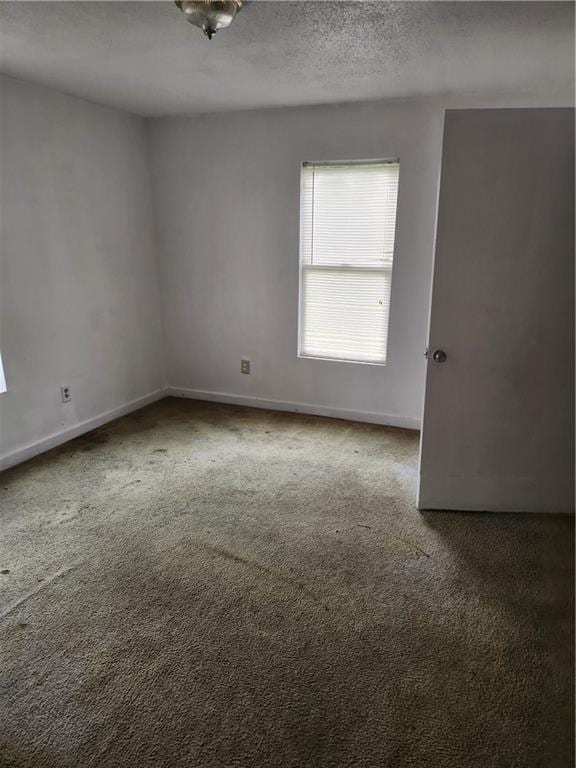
(298, 160, 399, 364)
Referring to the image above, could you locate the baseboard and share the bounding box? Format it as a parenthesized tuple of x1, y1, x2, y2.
(0, 386, 420, 473)
(166, 386, 421, 431)
(0, 388, 166, 472)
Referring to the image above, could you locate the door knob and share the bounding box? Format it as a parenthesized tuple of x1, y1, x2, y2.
(432, 349, 447, 363)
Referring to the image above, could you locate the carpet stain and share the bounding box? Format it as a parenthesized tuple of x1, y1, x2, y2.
(0, 398, 573, 768)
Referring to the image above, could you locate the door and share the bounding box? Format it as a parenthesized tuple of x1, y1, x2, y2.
(418, 109, 574, 513)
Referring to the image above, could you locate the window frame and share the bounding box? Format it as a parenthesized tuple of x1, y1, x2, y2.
(297, 158, 400, 366)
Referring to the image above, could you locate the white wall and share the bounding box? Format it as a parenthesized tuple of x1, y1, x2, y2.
(0, 76, 165, 467)
(149, 99, 442, 428)
(148, 90, 570, 429)
(1, 77, 571, 472)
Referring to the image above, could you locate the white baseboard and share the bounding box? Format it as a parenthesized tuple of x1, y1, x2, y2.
(166, 386, 421, 431)
(0, 386, 419, 473)
(0, 389, 166, 472)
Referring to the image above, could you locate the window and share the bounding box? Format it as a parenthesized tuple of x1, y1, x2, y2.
(298, 159, 399, 364)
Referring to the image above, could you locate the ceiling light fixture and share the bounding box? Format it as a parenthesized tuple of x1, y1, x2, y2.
(175, 1, 244, 40)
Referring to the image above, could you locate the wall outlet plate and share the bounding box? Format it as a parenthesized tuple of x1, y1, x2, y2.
(241, 359, 250, 375)
(61, 385, 71, 403)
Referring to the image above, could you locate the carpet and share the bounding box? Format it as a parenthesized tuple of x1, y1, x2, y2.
(0, 398, 573, 767)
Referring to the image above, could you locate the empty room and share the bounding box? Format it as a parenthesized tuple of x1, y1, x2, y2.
(0, 1, 574, 766)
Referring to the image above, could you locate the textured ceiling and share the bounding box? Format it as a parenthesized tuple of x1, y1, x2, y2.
(0, 1, 573, 116)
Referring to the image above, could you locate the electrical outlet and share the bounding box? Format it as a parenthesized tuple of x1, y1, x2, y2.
(241, 359, 250, 375)
(61, 385, 72, 403)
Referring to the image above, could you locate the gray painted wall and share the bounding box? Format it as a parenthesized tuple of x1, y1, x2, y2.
(0, 76, 165, 465)
(148, 91, 571, 428)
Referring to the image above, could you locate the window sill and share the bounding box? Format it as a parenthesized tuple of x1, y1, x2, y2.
(298, 353, 387, 367)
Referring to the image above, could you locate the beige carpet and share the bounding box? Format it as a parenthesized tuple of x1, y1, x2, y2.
(0, 398, 573, 768)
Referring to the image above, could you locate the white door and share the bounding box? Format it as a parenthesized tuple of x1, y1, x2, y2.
(418, 109, 574, 513)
